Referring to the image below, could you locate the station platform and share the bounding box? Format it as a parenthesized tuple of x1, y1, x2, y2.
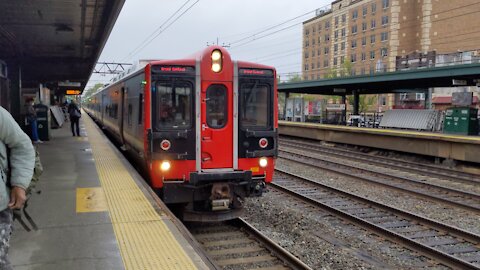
(10, 114, 213, 270)
(279, 121, 480, 164)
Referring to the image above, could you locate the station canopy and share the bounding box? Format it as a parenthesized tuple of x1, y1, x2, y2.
(0, 0, 125, 93)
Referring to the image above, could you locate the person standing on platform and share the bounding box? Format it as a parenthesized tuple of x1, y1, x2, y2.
(25, 98, 42, 144)
(0, 106, 35, 270)
(68, 101, 81, 136)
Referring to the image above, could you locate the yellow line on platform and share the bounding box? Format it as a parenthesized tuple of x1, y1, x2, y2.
(83, 116, 197, 270)
(76, 187, 108, 213)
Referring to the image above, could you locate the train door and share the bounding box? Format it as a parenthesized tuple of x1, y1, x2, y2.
(201, 82, 233, 169)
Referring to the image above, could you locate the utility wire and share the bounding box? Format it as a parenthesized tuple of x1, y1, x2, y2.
(122, 0, 200, 61)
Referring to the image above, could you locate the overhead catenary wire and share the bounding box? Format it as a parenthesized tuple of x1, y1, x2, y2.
(121, 0, 200, 61)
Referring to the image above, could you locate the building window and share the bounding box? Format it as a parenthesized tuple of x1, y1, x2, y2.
(361, 67, 366, 75)
(312, 38, 315, 46)
(325, 21, 330, 29)
(352, 25, 358, 34)
(312, 26, 316, 33)
(381, 32, 389, 41)
(311, 63, 315, 69)
(340, 56, 345, 64)
(382, 15, 389, 25)
(305, 51, 309, 58)
(324, 47, 329, 54)
(312, 49, 315, 56)
(305, 40, 309, 47)
(325, 34, 330, 41)
(341, 28, 346, 37)
(361, 52, 366, 61)
(352, 39, 357, 48)
(362, 22, 367, 31)
(372, 2, 377, 13)
(362, 36, 367, 46)
(318, 36, 321, 43)
(334, 30, 338, 39)
(363, 6, 367, 17)
(352, 10, 358, 19)
(334, 44, 338, 52)
(371, 19, 376, 29)
(324, 60, 329, 67)
(334, 57, 338, 65)
(351, 54, 357, 63)
(416, 93, 425, 100)
(381, 96, 387, 105)
(370, 51, 375, 59)
(305, 29, 309, 36)
(371, 34, 376, 44)
(381, 48, 388, 57)
(304, 64, 308, 71)
(342, 14, 346, 23)
(318, 23, 322, 31)
(335, 16, 339, 26)
(370, 66, 375, 74)
(383, 0, 389, 9)
(341, 42, 345, 51)
(318, 48, 321, 55)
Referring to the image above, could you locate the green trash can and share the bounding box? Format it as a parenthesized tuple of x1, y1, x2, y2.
(443, 107, 478, 135)
(34, 104, 51, 141)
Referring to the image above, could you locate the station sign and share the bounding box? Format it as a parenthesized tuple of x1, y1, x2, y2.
(66, 90, 82, 95)
(59, 81, 81, 87)
(239, 68, 274, 77)
(452, 79, 467, 86)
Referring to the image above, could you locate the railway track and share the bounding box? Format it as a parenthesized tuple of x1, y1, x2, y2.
(280, 137, 480, 186)
(187, 218, 312, 270)
(272, 168, 480, 269)
(278, 148, 480, 213)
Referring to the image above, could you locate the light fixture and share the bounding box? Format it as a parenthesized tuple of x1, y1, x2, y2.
(259, 157, 268, 168)
(160, 161, 171, 171)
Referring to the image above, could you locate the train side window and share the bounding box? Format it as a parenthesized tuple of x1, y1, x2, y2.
(127, 104, 132, 126)
(138, 93, 143, 125)
(206, 84, 227, 129)
(240, 82, 270, 129)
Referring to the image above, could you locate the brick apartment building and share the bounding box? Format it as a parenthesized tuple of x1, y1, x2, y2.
(302, 0, 480, 111)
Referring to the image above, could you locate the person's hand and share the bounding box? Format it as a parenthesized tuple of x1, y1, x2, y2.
(8, 187, 27, 209)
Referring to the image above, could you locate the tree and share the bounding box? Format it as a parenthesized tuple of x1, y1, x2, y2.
(347, 94, 378, 113)
(287, 74, 302, 82)
(83, 83, 104, 98)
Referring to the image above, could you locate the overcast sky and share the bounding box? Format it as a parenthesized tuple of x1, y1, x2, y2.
(87, 0, 331, 88)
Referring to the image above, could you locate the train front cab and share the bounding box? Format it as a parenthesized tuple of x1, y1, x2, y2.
(148, 47, 277, 221)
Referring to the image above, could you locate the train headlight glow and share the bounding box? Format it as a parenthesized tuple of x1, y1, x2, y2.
(160, 161, 171, 171)
(211, 49, 223, 73)
(259, 157, 268, 168)
(211, 50, 222, 61)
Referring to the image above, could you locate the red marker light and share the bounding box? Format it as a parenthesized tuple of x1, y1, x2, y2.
(259, 138, 268, 148)
(161, 140, 171, 151)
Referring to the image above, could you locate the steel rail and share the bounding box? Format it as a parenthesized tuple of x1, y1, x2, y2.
(280, 137, 480, 186)
(188, 218, 312, 270)
(279, 149, 480, 213)
(272, 168, 480, 269)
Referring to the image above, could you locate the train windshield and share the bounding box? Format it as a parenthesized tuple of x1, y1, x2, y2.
(240, 82, 270, 129)
(155, 81, 192, 129)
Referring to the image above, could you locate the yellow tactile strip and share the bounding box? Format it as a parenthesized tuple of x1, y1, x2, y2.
(83, 115, 197, 270)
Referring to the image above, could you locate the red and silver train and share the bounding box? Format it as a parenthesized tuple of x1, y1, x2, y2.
(84, 46, 278, 221)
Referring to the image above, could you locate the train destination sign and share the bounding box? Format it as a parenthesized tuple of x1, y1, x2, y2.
(152, 65, 195, 74)
(239, 68, 274, 77)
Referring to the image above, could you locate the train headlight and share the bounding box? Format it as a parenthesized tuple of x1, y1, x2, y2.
(211, 49, 222, 73)
(259, 157, 268, 168)
(160, 161, 171, 171)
